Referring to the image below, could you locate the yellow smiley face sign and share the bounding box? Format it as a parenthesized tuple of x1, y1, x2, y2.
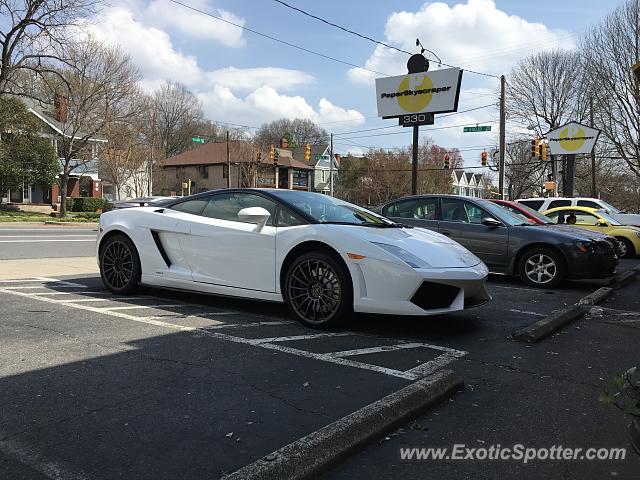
(375, 68, 462, 117)
(547, 121, 600, 155)
(558, 126, 586, 151)
(396, 74, 434, 112)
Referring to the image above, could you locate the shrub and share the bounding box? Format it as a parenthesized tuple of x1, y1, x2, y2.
(72, 197, 108, 212)
(66, 198, 74, 212)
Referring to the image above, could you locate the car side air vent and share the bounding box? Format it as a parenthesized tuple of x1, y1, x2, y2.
(154, 208, 164, 213)
(150, 230, 171, 267)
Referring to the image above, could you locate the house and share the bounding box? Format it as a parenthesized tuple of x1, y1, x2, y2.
(289, 144, 340, 194)
(1, 96, 107, 206)
(450, 170, 494, 198)
(155, 138, 312, 195)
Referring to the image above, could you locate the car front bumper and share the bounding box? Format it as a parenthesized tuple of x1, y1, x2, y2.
(349, 256, 491, 316)
(564, 246, 618, 279)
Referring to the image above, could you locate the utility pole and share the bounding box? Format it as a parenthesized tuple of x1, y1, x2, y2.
(226, 130, 230, 188)
(565, 155, 575, 197)
(329, 132, 334, 197)
(498, 74, 506, 199)
(590, 97, 597, 198)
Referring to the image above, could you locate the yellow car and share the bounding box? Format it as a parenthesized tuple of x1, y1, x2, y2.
(544, 206, 640, 258)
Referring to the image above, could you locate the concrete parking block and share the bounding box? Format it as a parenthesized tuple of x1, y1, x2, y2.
(0, 257, 98, 280)
(222, 369, 463, 480)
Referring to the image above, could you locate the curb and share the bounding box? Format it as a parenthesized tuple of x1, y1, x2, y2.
(513, 266, 640, 343)
(221, 369, 463, 480)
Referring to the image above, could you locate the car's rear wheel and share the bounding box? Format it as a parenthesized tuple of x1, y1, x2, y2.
(518, 247, 565, 288)
(616, 237, 635, 259)
(284, 251, 352, 328)
(99, 234, 141, 294)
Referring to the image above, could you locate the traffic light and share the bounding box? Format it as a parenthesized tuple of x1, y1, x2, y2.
(256, 151, 262, 163)
(305, 143, 311, 161)
(274, 149, 279, 167)
(269, 144, 275, 162)
(443, 154, 450, 169)
(481, 151, 488, 166)
(541, 142, 547, 161)
(531, 137, 540, 159)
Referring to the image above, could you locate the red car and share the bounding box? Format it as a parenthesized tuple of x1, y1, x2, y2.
(490, 199, 547, 224)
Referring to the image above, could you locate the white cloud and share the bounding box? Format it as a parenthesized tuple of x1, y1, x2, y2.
(144, 0, 246, 47)
(348, 0, 576, 85)
(206, 67, 314, 92)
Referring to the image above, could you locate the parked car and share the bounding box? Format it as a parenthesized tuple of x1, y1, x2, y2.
(516, 196, 640, 227)
(491, 199, 623, 257)
(97, 189, 491, 328)
(377, 195, 618, 288)
(105, 196, 177, 211)
(543, 206, 640, 258)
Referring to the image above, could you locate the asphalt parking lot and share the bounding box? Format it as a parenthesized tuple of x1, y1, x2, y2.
(1, 263, 639, 479)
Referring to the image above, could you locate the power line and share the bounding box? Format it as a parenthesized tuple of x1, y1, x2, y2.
(168, 0, 392, 77)
(269, 0, 500, 79)
(338, 120, 500, 140)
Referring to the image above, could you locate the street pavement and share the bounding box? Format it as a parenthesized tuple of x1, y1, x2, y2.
(0, 224, 97, 259)
(0, 260, 638, 479)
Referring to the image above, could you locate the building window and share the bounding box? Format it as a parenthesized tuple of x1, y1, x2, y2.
(223, 164, 229, 179)
(292, 170, 308, 188)
(198, 166, 208, 179)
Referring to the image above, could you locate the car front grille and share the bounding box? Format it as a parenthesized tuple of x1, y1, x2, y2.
(410, 281, 461, 310)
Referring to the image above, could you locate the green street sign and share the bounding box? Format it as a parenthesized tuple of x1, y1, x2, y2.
(192, 136, 205, 144)
(463, 126, 491, 132)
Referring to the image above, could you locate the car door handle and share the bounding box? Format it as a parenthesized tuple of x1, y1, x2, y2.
(441, 230, 452, 236)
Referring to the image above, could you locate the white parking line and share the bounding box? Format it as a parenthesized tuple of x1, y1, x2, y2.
(98, 304, 187, 311)
(3, 285, 90, 290)
(0, 278, 43, 283)
(0, 279, 467, 381)
(58, 297, 147, 303)
(508, 308, 546, 317)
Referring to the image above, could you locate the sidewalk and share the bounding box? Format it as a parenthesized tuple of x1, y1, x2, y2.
(0, 257, 99, 280)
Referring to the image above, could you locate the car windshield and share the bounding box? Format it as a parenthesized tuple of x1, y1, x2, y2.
(479, 200, 530, 226)
(269, 190, 395, 226)
(597, 200, 621, 214)
(513, 202, 555, 224)
(596, 210, 623, 226)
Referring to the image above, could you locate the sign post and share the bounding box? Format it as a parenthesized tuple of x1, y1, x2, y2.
(546, 121, 600, 197)
(375, 54, 462, 195)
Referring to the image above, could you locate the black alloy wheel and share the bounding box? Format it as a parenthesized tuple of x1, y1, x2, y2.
(616, 237, 635, 259)
(100, 234, 141, 294)
(284, 251, 352, 328)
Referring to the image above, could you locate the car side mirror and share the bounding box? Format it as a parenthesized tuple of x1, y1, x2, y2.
(238, 207, 271, 231)
(596, 219, 608, 227)
(481, 217, 502, 227)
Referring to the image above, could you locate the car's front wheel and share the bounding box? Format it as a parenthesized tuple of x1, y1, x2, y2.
(284, 251, 352, 328)
(99, 234, 141, 294)
(616, 237, 635, 259)
(518, 247, 565, 288)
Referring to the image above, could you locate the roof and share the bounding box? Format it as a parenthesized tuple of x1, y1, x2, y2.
(19, 96, 107, 142)
(160, 142, 312, 170)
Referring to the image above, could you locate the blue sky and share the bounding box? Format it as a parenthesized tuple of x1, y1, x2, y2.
(86, 0, 620, 165)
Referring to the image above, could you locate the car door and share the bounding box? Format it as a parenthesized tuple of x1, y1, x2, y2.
(382, 197, 439, 230)
(570, 209, 607, 234)
(438, 198, 509, 269)
(176, 192, 277, 292)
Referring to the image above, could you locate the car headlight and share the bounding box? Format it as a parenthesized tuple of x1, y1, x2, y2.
(635, 232, 640, 238)
(575, 240, 593, 253)
(371, 242, 431, 269)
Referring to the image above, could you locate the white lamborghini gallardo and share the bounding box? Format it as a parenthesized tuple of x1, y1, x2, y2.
(96, 189, 490, 327)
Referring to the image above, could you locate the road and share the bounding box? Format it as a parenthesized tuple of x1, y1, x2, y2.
(0, 227, 638, 479)
(0, 224, 97, 259)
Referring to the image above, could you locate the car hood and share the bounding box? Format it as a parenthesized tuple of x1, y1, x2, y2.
(611, 213, 640, 226)
(536, 224, 612, 240)
(334, 225, 483, 268)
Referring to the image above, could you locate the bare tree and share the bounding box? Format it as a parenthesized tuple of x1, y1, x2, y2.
(0, 0, 98, 98)
(501, 138, 547, 199)
(506, 49, 588, 132)
(48, 38, 141, 216)
(582, 0, 640, 176)
(255, 118, 328, 148)
(153, 81, 204, 158)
